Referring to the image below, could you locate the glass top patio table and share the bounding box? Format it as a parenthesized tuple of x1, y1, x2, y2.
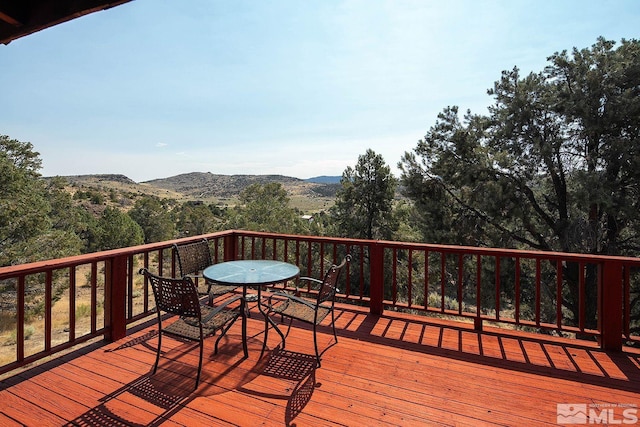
(203, 260, 299, 357)
(202, 260, 300, 287)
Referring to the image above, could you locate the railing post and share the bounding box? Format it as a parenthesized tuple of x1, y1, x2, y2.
(224, 233, 238, 261)
(104, 255, 128, 342)
(370, 242, 384, 315)
(598, 259, 623, 351)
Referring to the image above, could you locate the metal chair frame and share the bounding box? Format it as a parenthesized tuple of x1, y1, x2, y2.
(265, 255, 350, 367)
(140, 268, 245, 389)
(172, 239, 237, 304)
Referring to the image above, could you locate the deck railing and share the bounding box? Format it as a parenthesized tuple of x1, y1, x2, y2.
(1, 230, 638, 375)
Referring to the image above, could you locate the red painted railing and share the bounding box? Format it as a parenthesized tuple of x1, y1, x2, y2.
(0, 230, 638, 375)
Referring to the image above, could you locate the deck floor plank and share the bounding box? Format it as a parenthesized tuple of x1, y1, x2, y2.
(1, 303, 639, 426)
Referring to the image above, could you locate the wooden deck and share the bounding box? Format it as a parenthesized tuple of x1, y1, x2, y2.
(1, 303, 639, 426)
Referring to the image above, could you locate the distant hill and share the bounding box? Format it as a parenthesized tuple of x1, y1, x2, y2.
(305, 176, 341, 184)
(54, 172, 340, 203)
(60, 174, 137, 185)
(142, 172, 338, 199)
(141, 173, 302, 198)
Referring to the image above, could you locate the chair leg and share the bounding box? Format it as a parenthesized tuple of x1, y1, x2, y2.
(195, 334, 204, 389)
(313, 323, 321, 367)
(153, 330, 162, 375)
(331, 309, 338, 343)
(284, 317, 294, 338)
(261, 313, 269, 357)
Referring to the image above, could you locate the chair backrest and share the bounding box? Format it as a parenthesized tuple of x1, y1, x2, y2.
(173, 239, 212, 277)
(317, 255, 350, 304)
(140, 268, 201, 319)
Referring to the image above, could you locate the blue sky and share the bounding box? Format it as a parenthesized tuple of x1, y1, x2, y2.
(2, 0, 639, 182)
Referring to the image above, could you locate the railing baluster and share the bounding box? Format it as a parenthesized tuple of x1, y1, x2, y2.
(495, 257, 500, 321)
(515, 257, 520, 325)
(345, 243, 352, 297)
(407, 249, 413, 308)
(475, 255, 482, 330)
(579, 261, 585, 333)
(17, 275, 25, 363)
(359, 245, 365, 298)
(284, 239, 289, 263)
(440, 252, 446, 313)
(69, 265, 76, 343)
(143, 252, 150, 313)
(91, 262, 97, 334)
(556, 259, 563, 330)
(623, 266, 631, 339)
(536, 258, 541, 327)
(457, 253, 463, 315)
(306, 241, 312, 277)
(127, 254, 134, 320)
(392, 248, 397, 305)
(425, 250, 429, 310)
(45, 270, 52, 352)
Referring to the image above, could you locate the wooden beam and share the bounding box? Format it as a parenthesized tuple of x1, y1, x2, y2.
(0, 0, 133, 45)
(0, 10, 23, 27)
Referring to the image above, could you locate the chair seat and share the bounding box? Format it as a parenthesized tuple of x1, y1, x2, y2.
(165, 305, 240, 340)
(207, 283, 238, 297)
(269, 297, 331, 326)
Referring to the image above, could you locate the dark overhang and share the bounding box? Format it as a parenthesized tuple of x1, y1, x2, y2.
(0, 0, 133, 45)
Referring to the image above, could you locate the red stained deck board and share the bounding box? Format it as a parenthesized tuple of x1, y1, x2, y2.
(0, 303, 638, 427)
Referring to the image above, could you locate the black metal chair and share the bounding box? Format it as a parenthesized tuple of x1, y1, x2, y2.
(140, 268, 245, 389)
(265, 255, 350, 367)
(173, 239, 238, 304)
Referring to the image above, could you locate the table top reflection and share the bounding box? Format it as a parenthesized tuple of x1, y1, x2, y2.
(203, 260, 300, 287)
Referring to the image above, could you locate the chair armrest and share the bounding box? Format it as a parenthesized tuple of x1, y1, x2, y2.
(268, 291, 317, 309)
(201, 295, 243, 323)
(295, 276, 322, 295)
(298, 276, 340, 294)
(298, 276, 322, 286)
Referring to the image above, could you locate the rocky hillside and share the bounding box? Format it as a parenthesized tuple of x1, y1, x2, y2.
(56, 172, 340, 203)
(142, 172, 337, 199)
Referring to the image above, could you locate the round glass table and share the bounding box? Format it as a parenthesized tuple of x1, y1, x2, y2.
(203, 260, 300, 288)
(203, 260, 300, 356)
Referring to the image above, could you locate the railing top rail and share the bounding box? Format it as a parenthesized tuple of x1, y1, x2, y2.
(374, 239, 640, 264)
(233, 229, 640, 264)
(3, 229, 640, 279)
(0, 231, 236, 278)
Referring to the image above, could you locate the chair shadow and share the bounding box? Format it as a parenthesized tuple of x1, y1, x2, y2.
(64, 371, 194, 427)
(65, 332, 269, 426)
(239, 347, 318, 426)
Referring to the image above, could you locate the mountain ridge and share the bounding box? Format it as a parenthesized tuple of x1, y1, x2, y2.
(54, 172, 341, 201)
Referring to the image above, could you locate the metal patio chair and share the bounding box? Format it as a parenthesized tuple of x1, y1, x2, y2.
(140, 268, 245, 389)
(265, 255, 350, 367)
(173, 239, 238, 304)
